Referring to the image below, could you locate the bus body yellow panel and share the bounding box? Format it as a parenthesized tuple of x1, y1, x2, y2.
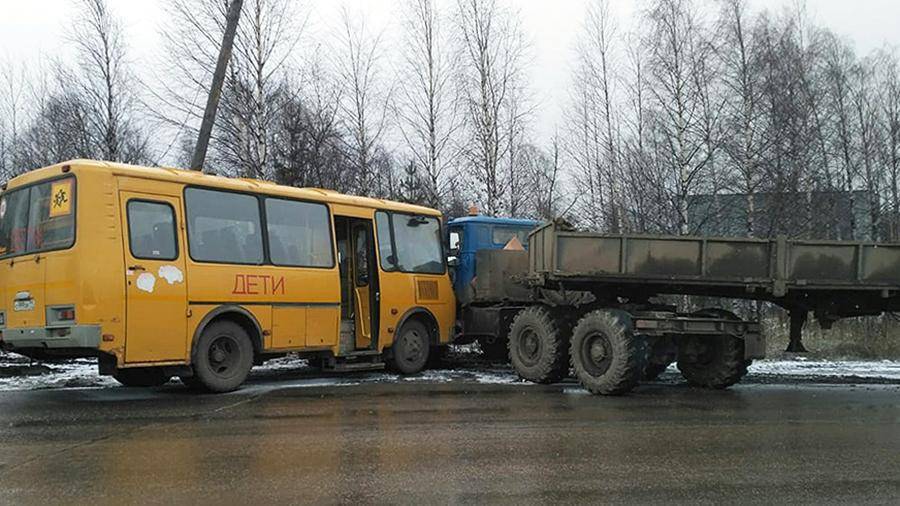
(0, 160, 456, 385)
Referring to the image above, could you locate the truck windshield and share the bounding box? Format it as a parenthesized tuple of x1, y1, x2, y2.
(493, 227, 531, 247)
(0, 177, 76, 258)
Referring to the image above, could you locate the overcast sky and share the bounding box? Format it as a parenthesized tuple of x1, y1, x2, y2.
(3, 0, 900, 147)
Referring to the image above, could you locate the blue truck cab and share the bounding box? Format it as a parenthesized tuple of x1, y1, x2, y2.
(447, 215, 541, 300)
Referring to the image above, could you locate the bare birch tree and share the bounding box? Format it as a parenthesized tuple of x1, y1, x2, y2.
(645, 0, 718, 234)
(567, 0, 621, 231)
(69, 0, 148, 163)
(717, 0, 768, 236)
(395, 0, 462, 208)
(155, 0, 304, 177)
(333, 6, 394, 197)
(455, 0, 529, 216)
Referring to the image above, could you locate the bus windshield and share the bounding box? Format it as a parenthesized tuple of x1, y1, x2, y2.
(0, 177, 76, 258)
(376, 212, 444, 274)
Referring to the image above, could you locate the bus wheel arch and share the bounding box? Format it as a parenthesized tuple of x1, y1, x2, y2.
(388, 308, 439, 374)
(190, 306, 264, 366)
(393, 307, 440, 347)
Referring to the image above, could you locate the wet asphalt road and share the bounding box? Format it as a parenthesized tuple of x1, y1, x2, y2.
(1, 378, 899, 505)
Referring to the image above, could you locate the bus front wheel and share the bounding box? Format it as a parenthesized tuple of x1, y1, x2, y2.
(191, 320, 254, 393)
(389, 320, 430, 374)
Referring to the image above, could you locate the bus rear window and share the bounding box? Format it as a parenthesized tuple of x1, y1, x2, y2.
(0, 178, 76, 257)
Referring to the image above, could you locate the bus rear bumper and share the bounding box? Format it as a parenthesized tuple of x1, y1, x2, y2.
(0, 325, 101, 359)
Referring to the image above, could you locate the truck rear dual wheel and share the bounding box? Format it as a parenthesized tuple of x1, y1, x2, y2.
(677, 308, 752, 389)
(508, 306, 569, 384)
(570, 311, 642, 395)
(677, 335, 749, 389)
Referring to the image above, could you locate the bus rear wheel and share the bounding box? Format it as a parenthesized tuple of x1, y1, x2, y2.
(113, 367, 171, 387)
(389, 320, 430, 374)
(191, 320, 254, 393)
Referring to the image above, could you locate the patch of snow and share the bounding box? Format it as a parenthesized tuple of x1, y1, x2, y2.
(0, 358, 118, 391)
(749, 359, 900, 380)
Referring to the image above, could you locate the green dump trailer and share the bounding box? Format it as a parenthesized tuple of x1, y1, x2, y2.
(460, 221, 900, 395)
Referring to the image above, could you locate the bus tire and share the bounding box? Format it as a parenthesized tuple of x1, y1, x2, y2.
(508, 306, 568, 384)
(389, 320, 430, 374)
(676, 334, 749, 389)
(191, 320, 254, 393)
(570, 311, 641, 395)
(113, 367, 171, 388)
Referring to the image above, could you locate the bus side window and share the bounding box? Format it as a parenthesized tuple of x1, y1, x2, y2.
(127, 201, 178, 260)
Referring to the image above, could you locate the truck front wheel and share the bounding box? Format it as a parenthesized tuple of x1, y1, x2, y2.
(508, 306, 569, 384)
(570, 311, 642, 395)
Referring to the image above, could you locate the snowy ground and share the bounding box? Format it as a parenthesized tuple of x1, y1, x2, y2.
(1, 351, 899, 392)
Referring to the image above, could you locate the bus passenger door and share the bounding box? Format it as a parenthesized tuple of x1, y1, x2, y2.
(120, 193, 188, 363)
(351, 220, 378, 349)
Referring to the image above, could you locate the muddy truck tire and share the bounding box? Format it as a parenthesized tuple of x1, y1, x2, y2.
(508, 306, 569, 384)
(677, 334, 749, 389)
(677, 308, 751, 389)
(570, 311, 642, 395)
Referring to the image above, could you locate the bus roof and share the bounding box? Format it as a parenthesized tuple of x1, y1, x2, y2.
(6, 159, 442, 217)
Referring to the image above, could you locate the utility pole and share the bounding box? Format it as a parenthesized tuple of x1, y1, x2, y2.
(190, 0, 244, 173)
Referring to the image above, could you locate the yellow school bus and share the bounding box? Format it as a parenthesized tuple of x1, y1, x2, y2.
(0, 160, 455, 392)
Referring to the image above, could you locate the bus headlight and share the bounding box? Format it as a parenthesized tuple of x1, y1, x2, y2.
(0, 311, 5, 327)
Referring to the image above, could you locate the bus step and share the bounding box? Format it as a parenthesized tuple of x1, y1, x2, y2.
(343, 349, 381, 357)
(327, 362, 385, 373)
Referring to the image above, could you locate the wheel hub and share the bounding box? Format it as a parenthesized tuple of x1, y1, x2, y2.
(518, 328, 542, 366)
(208, 336, 238, 375)
(590, 341, 607, 363)
(581, 333, 612, 376)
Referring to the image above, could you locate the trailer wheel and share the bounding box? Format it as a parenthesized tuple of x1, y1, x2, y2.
(676, 308, 751, 389)
(677, 334, 749, 389)
(508, 306, 569, 384)
(570, 311, 642, 395)
(113, 367, 171, 387)
(192, 320, 254, 393)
